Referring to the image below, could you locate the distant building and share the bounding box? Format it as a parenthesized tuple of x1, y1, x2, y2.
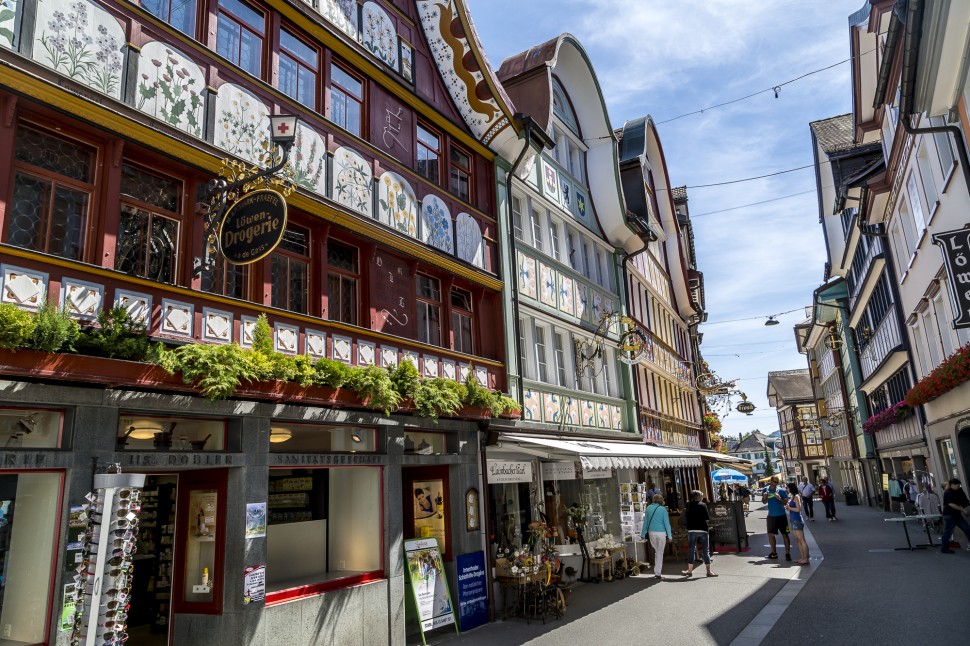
(728, 430, 784, 480)
(767, 370, 826, 483)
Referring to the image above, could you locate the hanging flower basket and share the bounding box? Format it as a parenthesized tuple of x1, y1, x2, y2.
(904, 342, 970, 407)
(862, 401, 912, 435)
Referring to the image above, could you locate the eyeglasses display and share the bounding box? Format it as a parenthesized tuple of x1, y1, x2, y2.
(70, 470, 145, 646)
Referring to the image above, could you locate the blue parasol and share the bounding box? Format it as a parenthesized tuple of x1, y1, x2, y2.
(711, 468, 748, 483)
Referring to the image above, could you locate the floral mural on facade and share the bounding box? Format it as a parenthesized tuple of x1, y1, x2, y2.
(523, 388, 540, 421)
(214, 84, 270, 166)
(597, 403, 610, 429)
(320, 0, 359, 40)
(362, 2, 397, 70)
(136, 42, 205, 138)
(34, 0, 125, 98)
(0, 0, 17, 48)
(581, 400, 595, 427)
(543, 392, 560, 424)
(517, 252, 537, 299)
(291, 124, 327, 195)
(455, 212, 484, 268)
(332, 146, 373, 216)
(611, 405, 623, 430)
(421, 194, 453, 254)
(539, 263, 556, 308)
(378, 171, 417, 237)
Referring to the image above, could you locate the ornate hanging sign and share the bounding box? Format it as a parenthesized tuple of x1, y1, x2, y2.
(219, 189, 288, 265)
(932, 227, 970, 329)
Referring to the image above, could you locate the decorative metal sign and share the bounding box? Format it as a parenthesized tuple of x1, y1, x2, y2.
(736, 400, 756, 415)
(932, 227, 970, 329)
(219, 189, 288, 265)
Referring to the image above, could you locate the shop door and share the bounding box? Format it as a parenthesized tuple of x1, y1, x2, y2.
(128, 474, 178, 646)
(172, 469, 227, 617)
(402, 466, 452, 561)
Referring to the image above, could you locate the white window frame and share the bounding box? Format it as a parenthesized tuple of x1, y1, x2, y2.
(906, 170, 927, 234)
(915, 142, 939, 222)
(512, 195, 524, 241)
(931, 293, 955, 359)
(518, 316, 531, 380)
(534, 322, 549, 384)
(920, 309, 943, 368)
(553, 331, 570, 388)
(530, 205, 544, 252)
(548, 218, 562, 262)
(928, 116, 956, 179)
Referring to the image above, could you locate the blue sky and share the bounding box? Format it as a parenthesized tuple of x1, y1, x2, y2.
(466, 0, 864, 440)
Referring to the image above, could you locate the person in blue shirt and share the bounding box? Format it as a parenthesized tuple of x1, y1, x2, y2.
(764, 476, 791, 561)
(640, 494, 672, 579)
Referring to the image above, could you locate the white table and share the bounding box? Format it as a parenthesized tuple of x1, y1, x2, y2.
(883, 514, 943, 551)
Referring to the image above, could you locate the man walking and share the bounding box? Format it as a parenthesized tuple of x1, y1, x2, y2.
(818, 477, 837, 521)
(940, 478, 970, 554)
(764, 476, 791, 561)
(798, 476, 815, 521)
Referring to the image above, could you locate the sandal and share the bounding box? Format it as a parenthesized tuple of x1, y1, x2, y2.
(681, 570, 692, 577)
(706, 572, 718, 577)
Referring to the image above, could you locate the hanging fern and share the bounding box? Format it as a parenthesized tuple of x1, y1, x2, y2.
(171, 343, 258, 400)
(347, 365, 400, 414)
(413, 378, 463, 421)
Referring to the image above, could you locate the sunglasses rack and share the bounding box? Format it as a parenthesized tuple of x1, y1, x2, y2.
(70, 472, 146, 646)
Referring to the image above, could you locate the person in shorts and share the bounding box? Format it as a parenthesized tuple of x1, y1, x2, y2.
(786, 482, 810, 564)
(765, 476, 792, 561)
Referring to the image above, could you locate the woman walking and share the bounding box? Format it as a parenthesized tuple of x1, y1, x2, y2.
(640, 493, 672, 579)
(786, 482, 810, 565)
(682, 490, 717, 578)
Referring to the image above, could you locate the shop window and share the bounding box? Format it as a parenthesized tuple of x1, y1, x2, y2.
(403, 431, 447, 455)
(0, 472, 62, 644)
(266, 467, 383, 600)
(116, 415, 227, 451)
(141, 0, 196, 36)
(449, 145, 471, 201)
(450, 287, 473, 354)
(327, 240, 358, 325)
(416, 124, 440, 184)
(116, 163, 182, 284)
(330, 63, 364, 137)
(201, 254, 249, 299)
(278, 28, 318, 109)
(416, 274, 441, 346)
(216, 0, 265, 77)
(0, 408, 65, 448)
(268, 424, 376, 452)
(6, 123, 95, 261)
(271, 225, 310, 315)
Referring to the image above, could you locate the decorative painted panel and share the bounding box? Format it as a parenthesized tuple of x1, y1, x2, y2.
(611, 405, 623, 430)
(115, 290, 151, 326)
(403, 350, 419, 368)
(275, 323, 299, 354)
(421, 194, 453, 254)
(1, 265, 47, 310)
(441, 359, 456, 381)
(542, 392, 560, 424)
(362, 2, 397, 69)
(381, 346, 399, 368)
(357, 340, 376, 366)
(62, 278, 102, 321)
(458, 363, 470, 383)
(564, 397, 578, 426)
(559, 176, 571, 210)
(305, 329, 326, 358)
(0, 0, 18, 49)
(291, 124, 327, 195)
(474, 366, 487, 387)
(592, 292, 604, 322)
(542, 163, 559, 202)
(596, 403, 610, 429)
(378, 172, 417, 237)
(136, 42, 205, 137)
(202, 308, 232, 344)
(332, 146, 373, 215)
(240, 315, 257, 347)
(575, 282, 588, 321)
(332, 335, 352, 363)
(423, 355, 438, 379)
(34, 0, 125, 98)
(415, 1, 510, 145)
(523, 388, 540, 421)
(214, 84, 270, 166)
(160, 299, 193, 337)
(575, 191, 588, 220)
(319, 0, 358, 40)
(558, 275, 574, 316)
(455, 212, 484, 268)
(538, 263, 556, 308)
(580, 400, 595, 427)
(517, 252, 537, 299)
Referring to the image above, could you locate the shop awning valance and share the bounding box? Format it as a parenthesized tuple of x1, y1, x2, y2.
(497, 434, 702, 469)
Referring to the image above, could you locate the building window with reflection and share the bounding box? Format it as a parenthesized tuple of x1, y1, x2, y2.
(450, 287, 473, 354)
(6, 123, 95, 262)
(278, 28, 318, 109)
(416, 274, 441, 346)
(330, 63, 364, 137)
(449, 146, 472, 201)
(141, 0, 196, 35)
(327, 240, 359, 325)
(202, 255, 249, 300)
(271, 225, 310, 314)
(116, 163, 181, 284)
(216, 0, 265, 78)
(416, 124, 441, 184)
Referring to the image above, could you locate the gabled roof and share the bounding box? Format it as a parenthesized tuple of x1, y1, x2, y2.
(766, 369, 814, 406)
(729, 431, 769, 453)
(808, 114, 855, 153)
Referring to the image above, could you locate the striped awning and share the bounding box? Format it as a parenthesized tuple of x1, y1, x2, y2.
(497, 434, 702, 469)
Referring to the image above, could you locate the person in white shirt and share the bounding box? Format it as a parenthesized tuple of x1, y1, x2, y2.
(798, 476, 815, 521)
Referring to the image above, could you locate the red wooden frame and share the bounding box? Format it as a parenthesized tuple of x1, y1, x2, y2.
(172, 469, 228, 616)
(402, 465, 453, 561)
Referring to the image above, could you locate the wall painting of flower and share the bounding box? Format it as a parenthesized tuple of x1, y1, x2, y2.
(291, 124, 327, 196)
(214, 84, 270, 166)
(421, 194, 453, 254)
(320, 0, 359, 41)
(0, 0, 17, 48)
(378, 171, 417, 237)
(455, 212, 484, 268)
(362, 2, 397, 70)
(136, 42, 205, 138)
(331, 146, 373, 216)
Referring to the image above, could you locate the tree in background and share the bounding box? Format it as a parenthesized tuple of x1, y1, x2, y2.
(763, 449, 775, 477)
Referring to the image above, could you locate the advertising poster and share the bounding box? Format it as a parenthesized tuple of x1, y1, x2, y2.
(190, 490, 218, 540)
(455, 551, 488, 631)
(412, 480, 446, 554)
(245, 503, 267, 539)
(244, 565, 266, 604)
(404, 538, 456, 640)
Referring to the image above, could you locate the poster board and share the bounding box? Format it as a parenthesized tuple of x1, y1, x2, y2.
(455, 551, 488, 631)
(404, 537, 458, 644)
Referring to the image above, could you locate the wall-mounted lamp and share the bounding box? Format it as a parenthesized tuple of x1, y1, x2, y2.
(270, 427, 293, 443)
(351, 433, 363, 443)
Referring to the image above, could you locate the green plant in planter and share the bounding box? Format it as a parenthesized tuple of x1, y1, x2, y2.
(463, 374, 496, 412)
(495, 394, 522, 416)
(347, 365, 400, 414)
(27, 301, 80, 353)
(313, 358, 352, 388)
(76, 306, 154, 361)
(390, 360, 420, 400)
(271, 353, 315, 386)
(251, 314, 274, 355)
(413, 377, 464, 421)
(170, 343, 258, 400)
(0, 303, 35, 350)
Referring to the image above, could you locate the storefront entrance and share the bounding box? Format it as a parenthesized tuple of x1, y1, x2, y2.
(128, 474, 178, 646)
(402, 466, 452, 560)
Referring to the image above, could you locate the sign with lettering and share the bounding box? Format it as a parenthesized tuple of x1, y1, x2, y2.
(933, 227, 970, 329)
(541, 461, 577, 481)
(404, 538, 457, 637)
(371, 252, 415, 336)
(486, 460, 533, 484)
(219, 189, 287, 264)
(455, 551, 489, 631)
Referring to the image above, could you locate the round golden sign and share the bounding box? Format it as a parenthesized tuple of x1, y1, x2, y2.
(219, 189, 288, 265)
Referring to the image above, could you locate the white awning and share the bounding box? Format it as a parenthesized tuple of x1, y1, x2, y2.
(692, 450, 749, 464)
(497, 434, 702, 469)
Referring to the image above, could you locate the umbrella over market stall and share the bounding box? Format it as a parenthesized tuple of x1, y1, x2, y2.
(711, 468, 748, 483)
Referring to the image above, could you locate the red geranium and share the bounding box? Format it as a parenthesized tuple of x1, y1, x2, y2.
(905, 342, 970, 407)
